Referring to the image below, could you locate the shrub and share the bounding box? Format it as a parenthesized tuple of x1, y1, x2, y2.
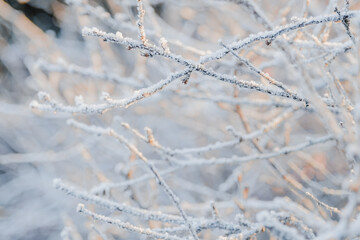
(1, 0, 360, 239)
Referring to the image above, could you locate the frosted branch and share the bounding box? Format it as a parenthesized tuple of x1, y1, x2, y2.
(174, 135, 334, 166)
(54, 179, 244, 233)
(170, 107, 297, 155)
(67, 119, 199, 240)
(36, 59, 142, 87)
(30, 69, 190, 114)
(136, 0, 148, 46)
(200, 11, 359, 63)
(77, 204, 183, 240)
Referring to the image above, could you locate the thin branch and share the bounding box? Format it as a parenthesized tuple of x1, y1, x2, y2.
(200, 11, 359, 63)
(172, 135, 334, 166)
(136, 0, 148, 46)
(67, 119, 199, 240)
(54, 179, 243, 233)
(30, 69, 190, 114)
(219, 40, 301, 99)
(77, 204, 183, 240)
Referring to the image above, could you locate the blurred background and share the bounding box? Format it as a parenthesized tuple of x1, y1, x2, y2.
(1, 0, 360, 239)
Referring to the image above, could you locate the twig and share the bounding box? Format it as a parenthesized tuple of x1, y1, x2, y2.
(77, 204, 183, 240)
(66, 119, 200, 240)
(171, 135, 334, 166)
(200, 11, 359, 63)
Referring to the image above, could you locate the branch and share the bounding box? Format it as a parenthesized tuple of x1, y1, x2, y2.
(77, 204, 183, 240)
(200, 11, 359, 63)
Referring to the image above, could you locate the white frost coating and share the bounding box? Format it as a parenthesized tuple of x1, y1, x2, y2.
(35, 58, 141, 87)
(200, 10, 359, 63)
(53, 179, 246, 233)
(74, 95, 84, 106)
(173, 135, 334, 166)
(30, 69, 191, 114)
(77, 204, 183, 240)
(34, 23, 350, 115)
(239, 197, 327, 230)
(67, 119, 199, 240)
(170, 107, 297, 155)
(115, 31, 123, 39)
(256, 211, 304, 240)
(160, 37, 170, 54)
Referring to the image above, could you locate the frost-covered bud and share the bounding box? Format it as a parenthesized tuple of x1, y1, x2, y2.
(74, 95, 84, 106)
(38, 91, 51, 101)
(100, 92, 110, 101)
(159, 37, 170, 54)
(116, 31, 123, 40)
(76, 203, 85, 212)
